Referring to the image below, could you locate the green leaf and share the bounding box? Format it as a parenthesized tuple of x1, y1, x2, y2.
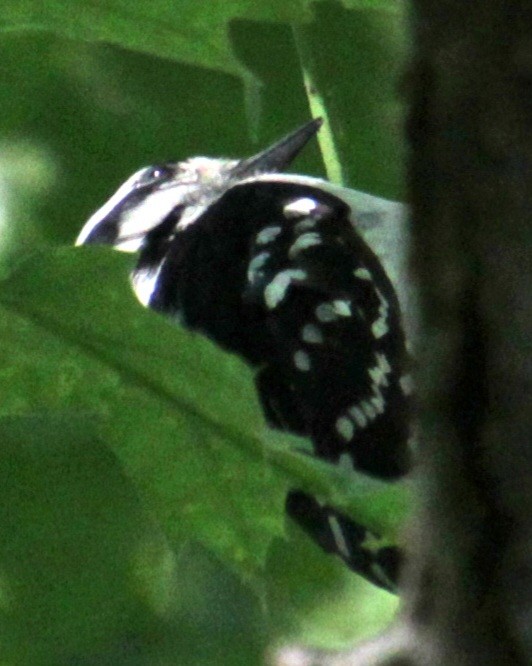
(0, 247, 290, 581)
(0, 414, 268, 664)
(0, 414, 161, 662)
(292, 2, 406, 197)
(262, 431, 412, 543)
(0, 3, 406, 198)
(0, 0, 315, 77)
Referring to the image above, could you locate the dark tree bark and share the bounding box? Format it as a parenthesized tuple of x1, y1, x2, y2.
(275, 2, 532, 664)
(404, 1, 532, 663)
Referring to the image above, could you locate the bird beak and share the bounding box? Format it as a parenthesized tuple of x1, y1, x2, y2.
(231, 117, 323, 178)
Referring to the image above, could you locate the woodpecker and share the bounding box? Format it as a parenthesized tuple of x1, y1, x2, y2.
(76, 119, 412, 591)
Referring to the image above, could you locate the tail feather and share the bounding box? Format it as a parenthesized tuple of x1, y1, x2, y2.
(286, 490, 400, 592)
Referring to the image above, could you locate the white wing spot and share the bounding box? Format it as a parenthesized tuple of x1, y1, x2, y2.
(361, 399, 378, 421)
(365, 352, 394, 422)
(256, 225, 282, 245)
(247, 251, 270, 283)
(301, 323, 323, 344)
(293, 349, 311, 372)
(371, 287, 389, 339)
(283, 197, 317, 218)
(294, 218, 317, 233)
(315, 300, 351, 322)
(371, 394, 386, 415)
(336, 416, 354, 442)
(338, 452, 356, 473)
(377, 352, 392, 374)
(332, 300, 351, 317)
(288, 232, 322, 258)
(315, 302, 336, 322)
(354, 267, 373, 281)
(400, 374, 414, 396)
(328, 515, 351, 560)
(264, 269, 307, 310)
(348, 405, 368, 428)
(369, 364, 389, 389)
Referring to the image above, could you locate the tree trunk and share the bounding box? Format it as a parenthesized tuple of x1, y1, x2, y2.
(406, 1, 532, 663)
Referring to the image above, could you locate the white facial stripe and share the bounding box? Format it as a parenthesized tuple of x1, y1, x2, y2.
(119, 186, 183, 239)
(75, 168, 147, 246)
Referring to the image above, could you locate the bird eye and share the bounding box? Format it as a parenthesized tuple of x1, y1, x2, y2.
(142, 165, 172, 182)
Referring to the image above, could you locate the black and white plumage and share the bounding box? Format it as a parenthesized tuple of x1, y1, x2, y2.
(76, 119, 412, 591)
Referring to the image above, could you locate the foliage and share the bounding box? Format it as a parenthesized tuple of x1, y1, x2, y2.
(0, 1, 407, 663)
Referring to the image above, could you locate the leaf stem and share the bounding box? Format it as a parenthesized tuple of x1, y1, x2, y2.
(291, 22, 345, 185)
